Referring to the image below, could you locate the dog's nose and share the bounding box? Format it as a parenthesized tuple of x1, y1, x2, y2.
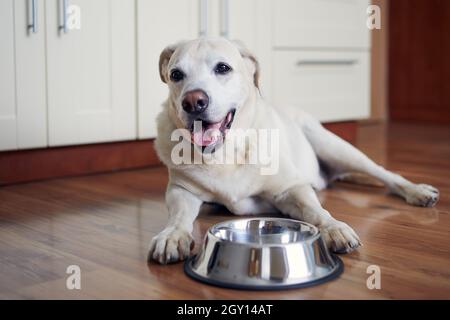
(182, 90, 209, 114)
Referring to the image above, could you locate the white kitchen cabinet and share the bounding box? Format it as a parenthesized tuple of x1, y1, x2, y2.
(0, 0, 47, 151)
(0, 0, 17, 151)
(273, 0, 371, 49)
(46, 0, 136, 146)
(1, 0, 372, 151)
(272, 50, 370, 122)
(270, 0, 371, 122)
(137, 0, 199, 139)
(1, 0, 136, 150)
(204, 0, 268, 51)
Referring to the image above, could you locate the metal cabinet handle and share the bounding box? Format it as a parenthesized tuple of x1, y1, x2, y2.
(28, 0, 38, 33)
(296, 60, 357, 66)
(199, 0, 208, 36)
(60, 0, 69, 33)
(220, 0, 229, 38)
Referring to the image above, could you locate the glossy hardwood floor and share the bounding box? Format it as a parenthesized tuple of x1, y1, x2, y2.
(0, 123, 449, 299)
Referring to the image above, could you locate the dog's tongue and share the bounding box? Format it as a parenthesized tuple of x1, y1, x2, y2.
(191, 112, 234, 147)
(192, 121, 223, 147)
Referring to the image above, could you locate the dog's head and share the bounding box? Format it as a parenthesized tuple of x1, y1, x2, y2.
(159, 38, 260, 152)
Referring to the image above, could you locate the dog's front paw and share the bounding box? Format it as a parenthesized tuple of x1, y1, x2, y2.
(148, 227, 194, 264)
(320, 220, 362, 254)
(404, 184, 439, 207)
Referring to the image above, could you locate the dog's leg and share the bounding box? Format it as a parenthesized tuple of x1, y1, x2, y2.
(272, 184, 361, 253)
(302, 117, 439, 207)
(148, 184, 202, 264)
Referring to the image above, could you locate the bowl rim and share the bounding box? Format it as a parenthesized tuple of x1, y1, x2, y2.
(207, 217, 321, 246)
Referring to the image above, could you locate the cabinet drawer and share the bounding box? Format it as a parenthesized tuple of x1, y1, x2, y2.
(272, 50, 370, 122)
(272, 0, 371, 49)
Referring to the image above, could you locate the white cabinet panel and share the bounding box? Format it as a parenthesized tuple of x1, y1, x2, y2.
(227, 0, 259, 51)
(15, 0, 47, 149)
(227, 0, 272, 101)
(0, 0, 17, 151)
(137, 0, 199, 139)
(273, 0, 371, 49)
(273, 50, 370, 122)
(46, 0, 136, 146)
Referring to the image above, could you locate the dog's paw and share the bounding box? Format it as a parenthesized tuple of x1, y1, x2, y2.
(320, 220, 362, 254)
(148, 227, 193, 264)
(403, 184, 439, 207)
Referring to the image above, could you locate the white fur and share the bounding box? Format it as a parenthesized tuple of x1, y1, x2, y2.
(149, 38, 439, 264)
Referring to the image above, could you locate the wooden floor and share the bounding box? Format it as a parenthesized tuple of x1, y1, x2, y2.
(0, 122, 449, 299)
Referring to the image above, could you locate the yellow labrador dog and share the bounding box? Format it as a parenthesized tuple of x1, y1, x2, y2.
(149, 38, 439, 264)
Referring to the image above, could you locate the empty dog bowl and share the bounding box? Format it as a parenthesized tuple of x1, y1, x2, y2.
(184, 218, 343, 290)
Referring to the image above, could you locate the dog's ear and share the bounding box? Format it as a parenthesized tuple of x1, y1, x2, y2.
(232, 40, 260, 89)
(159, 42, 183, 83)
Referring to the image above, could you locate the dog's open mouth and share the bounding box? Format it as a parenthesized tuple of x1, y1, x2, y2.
(190, 109, 236, 148)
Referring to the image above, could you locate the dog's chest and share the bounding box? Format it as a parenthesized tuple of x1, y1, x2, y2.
(183, 164, 263, 204)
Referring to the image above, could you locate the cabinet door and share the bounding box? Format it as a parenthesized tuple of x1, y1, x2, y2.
(226, 0, 259, 51)
(273, 0, 371, 49)
(137, 0, 199, 138)
(0, 0, 17, 151)
(226, 0, 272, 101)
(46, 0, 136, 146)
(15, 0, 47, 149)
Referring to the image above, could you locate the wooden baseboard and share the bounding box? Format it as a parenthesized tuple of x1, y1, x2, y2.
(0, 140, 160, 186)
(0, 121, 356, 185)
(323, 121, 357, 144)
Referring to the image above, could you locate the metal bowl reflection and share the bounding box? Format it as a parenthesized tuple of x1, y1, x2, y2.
(184, 218, 343, 290)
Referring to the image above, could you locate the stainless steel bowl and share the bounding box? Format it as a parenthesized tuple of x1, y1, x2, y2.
(185, 218, 343, 290)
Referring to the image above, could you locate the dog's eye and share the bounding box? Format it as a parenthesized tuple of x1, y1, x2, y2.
(214, 63, 232, 75)
(170, 69, 185, 82)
